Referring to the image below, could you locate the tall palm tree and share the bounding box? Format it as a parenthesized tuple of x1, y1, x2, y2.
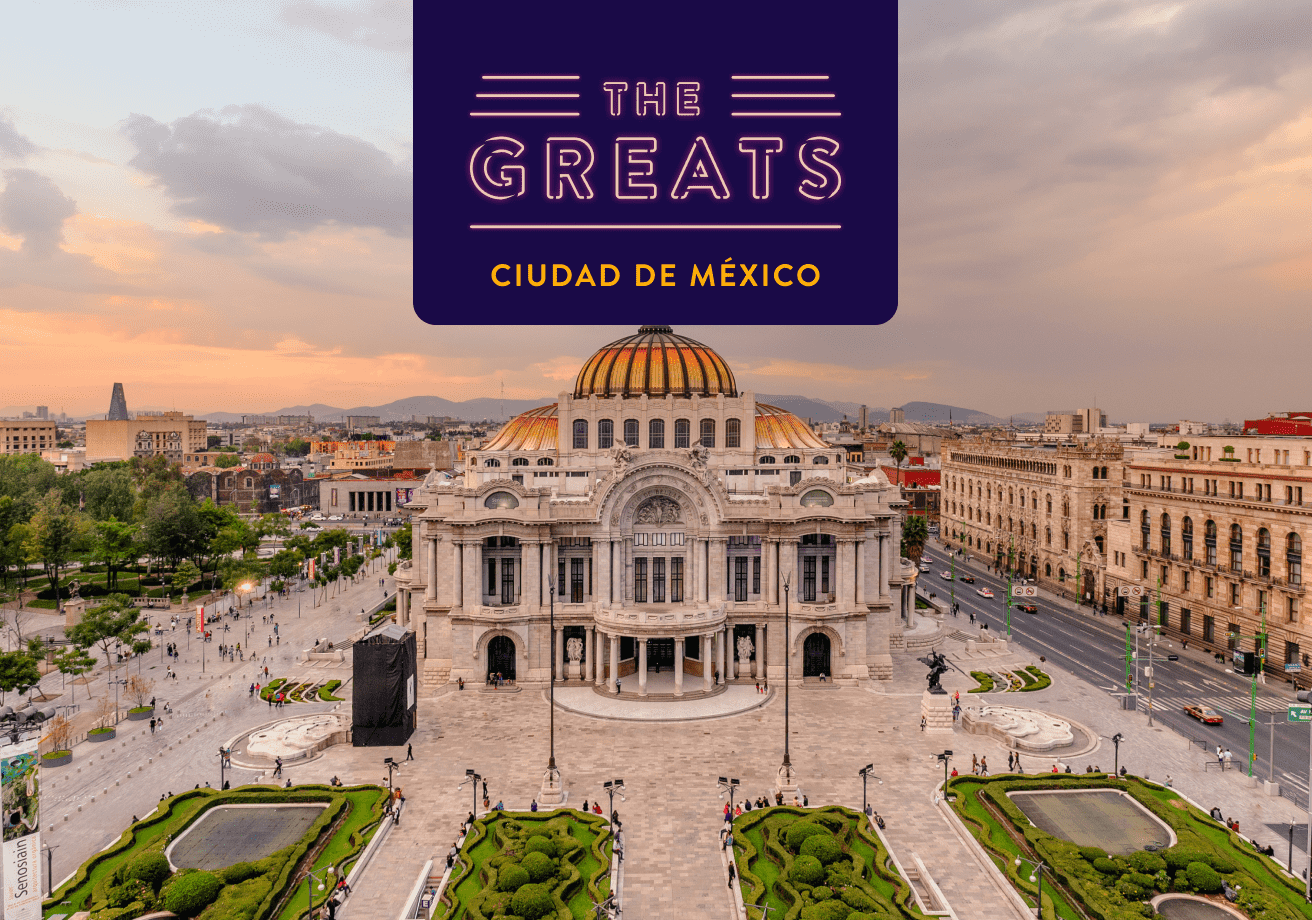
(902, 514, 929, 565)
(889, 441, 908, 485)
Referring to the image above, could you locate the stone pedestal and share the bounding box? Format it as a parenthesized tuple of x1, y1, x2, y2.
(775, 761, 800, 802)
(539, 766, 566, 806)
(566, 661, 583, 680)
(64, 598, 87, 630)
(921, 690, 954, 734)
(1263, 780, 1281, 797)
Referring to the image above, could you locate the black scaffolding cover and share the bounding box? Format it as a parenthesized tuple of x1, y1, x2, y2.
(352, 623, 417, 746)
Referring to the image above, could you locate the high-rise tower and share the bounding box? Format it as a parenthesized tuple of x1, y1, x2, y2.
(107, 383, 129, 420)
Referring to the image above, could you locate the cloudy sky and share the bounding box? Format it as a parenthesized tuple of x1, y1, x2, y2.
(3, 1, 1310, 423)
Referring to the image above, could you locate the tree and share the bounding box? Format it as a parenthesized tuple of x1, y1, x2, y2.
(888, 441, 908, 486)
(902, 514, 929, 566)
(207, 435, 223, 449)
(171, 560, 201, 599)
(90, 517, 137, 590)
(53, 646, 95, 704)
(253, 513, 290, 541)
(66, 593, 149, 681)
(137, 485, 202, 569)
(79, 466, 136, 522)
(0, 497, 25, 588)
(23, 490, 89, 611)
(391, 522, 413, 561)
(0, 651, 42, 705)
(124, 674, 155, 708)
(45, 713, 75, 754)
(215, 453, 241, 468)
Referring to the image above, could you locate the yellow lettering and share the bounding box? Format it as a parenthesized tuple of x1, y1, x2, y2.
(552, 264, 573, 286)
(763, 264, 769, 287)
(635, 264, 656, 286)
(601, 264, 620, 286)
(516, 264, 522, 286)
(527, 264, 547, 287)
(797, 263, 820, 287)
(660, 264, 675, 286)
(740, 264, 758, 286)
(720, 258, 736, 287)
(575, 265, 596, 286)
(492, 264, 511, 287)
(773, 263, 793, 286)
(691, 264, 715, 286)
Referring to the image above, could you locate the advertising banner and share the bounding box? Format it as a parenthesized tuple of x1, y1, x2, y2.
(1, 737, 41, 920)
(333, 546, 340, 566)
(395, 488, 413, 506)
(196, 604, 204, 633)
(269, 484, 280, 500)
(309, 559, 316, 580)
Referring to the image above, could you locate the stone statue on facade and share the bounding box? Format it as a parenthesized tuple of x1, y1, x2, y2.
(685, 443, 709, 480)
(735, 635, 754, 665)
(566, 637, 583, 664)
(423, 462, 441, 489)
(610, 443, 633, 477)
(634, 496, 681, 524)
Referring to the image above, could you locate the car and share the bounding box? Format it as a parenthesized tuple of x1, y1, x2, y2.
(940, 571, 954, 581)
(327, 515, 343, 521)
(922, 556, 934, 564)
(977, 588, 994, 599)
(960, 574, 976, 584)
(919, 563, 931, 572)
(1017, 603, 1038, 614)
(1184, 704, 1223, 725)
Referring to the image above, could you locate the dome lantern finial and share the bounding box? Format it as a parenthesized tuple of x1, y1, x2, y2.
(637, 324, 673, 334)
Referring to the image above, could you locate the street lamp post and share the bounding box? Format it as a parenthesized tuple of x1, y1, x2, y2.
(111, 677, 126, 725)
(858, 764, 882, 816)
(41, 843, 57, 897)
(936, 751, 952, 796)
(219, 746, 230, 789)
(305, 865, 336, 919)
(540, 574, 563, 805)
(603, 779, 626, 824)
(384, 757, 399, 792)
(1228, 600, 1268, 778)
(1111, 733, 1123, 776)
(1006, 535, 1014, 637)
(460, 768, 482, 817)
(1014, 855, 1048, 919)
(778, 573, 794, 796)
(717, 777, 739, 815)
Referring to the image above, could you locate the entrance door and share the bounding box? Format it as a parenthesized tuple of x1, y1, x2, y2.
(488, 635, 516, 680)
(647, 638, 674, 669)
(803, 633, 831, 677)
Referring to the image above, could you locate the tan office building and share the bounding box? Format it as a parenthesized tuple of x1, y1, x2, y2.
(86, 411, 207, 462)
(2, 421, 57, 455)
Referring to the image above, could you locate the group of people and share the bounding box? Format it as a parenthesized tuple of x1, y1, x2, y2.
(486, 672, 507, 688)
(1215, 746, 1235, 769)
(753, 681, 769, 693)
(217, 643, 243, 661)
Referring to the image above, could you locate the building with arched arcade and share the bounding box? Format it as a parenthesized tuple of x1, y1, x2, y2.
(392, 326, 914, 695)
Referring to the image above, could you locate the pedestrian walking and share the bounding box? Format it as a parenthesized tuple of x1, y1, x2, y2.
(980, 755, 988, 776)
(407, 743, 414, 761)
(920, 715, 927, 732)
(727, 862, 736, 886)
(972, 753, 978, 774)
(150, 718, 156, 733)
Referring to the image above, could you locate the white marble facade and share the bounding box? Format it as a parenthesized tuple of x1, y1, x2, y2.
(392, 327, 911, 694)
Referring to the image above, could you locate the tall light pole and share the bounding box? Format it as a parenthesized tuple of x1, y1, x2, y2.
(1006, 535, 1014, 637)
(1111, 733, 1123, 776)
(305, 865, 335, 919)
(858, 764, 881, 816)
(779, 572, 793, 795)
(1297, 688, 1312, 903)
(460, 768, 482, 817)
(548, 574, 556, 773)
(717, 777, 739, 815)
(1014, 855, 1048, 919)
(937, 751, 952, 795)
(603, 779, 626, 823)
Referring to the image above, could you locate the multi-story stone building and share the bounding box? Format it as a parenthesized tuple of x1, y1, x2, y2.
(392, 326, 914, 694)
(86, 411, 207, 463)
(941, 437, 1124, 601)
(2, 420, 57, 455)
(1105, 447, 1312, 687)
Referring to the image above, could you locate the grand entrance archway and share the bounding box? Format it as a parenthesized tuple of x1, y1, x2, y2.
(647, 638, 674, 670)
(488, 635, 516, 680)
(803, 633, 831, 677)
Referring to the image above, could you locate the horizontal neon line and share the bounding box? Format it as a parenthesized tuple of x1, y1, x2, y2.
(469, 112, 580, 117)
(482, 75, 580, 80)
(731, 75, 829, 80)
(731, 112, 842, 117)
(731, 93, 835, 98)
(476, 93, 580, 98)
(469, 224, 842, 230)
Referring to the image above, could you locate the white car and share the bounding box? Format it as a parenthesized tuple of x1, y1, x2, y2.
(923, 556, 935, 564)
(977, 588, 994, 599)
(327, 515, 343, 522)
(919, 563, 931, 572)
(940, 571, 954, 581)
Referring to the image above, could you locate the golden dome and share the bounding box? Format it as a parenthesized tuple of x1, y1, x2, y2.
(574, 325, 737, 399)
(754, 404, 829, 450)
(483, 404, 558, 451)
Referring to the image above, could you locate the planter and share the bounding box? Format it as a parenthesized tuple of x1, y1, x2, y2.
(127, 706, 154, 721)
(41, 751, 72, 767)
(88, 727, 116, 742)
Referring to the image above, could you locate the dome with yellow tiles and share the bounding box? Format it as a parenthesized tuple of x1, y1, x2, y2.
(574, 325, 736, 399)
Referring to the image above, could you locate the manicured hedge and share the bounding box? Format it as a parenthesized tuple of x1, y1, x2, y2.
(948, 773, 1307, 920)
(1020, 665, 1052, 691)
(968, 671, 994, 693)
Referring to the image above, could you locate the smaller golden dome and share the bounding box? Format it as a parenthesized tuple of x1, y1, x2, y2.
(575, 326, 736, 399)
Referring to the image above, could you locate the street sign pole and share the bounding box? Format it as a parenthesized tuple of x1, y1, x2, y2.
(1148, 576, 1161, 726)
(1006, 536, 1014, 638)
(950, 553, 955, 613)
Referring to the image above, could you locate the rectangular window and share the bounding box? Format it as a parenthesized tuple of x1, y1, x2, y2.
(559, 557, 566, 597)
(1142, 561, 1149, 579)
(487, 558, 497, 596)
(1227, 623, 1239, 650)
(1230, 583, 1240, 606)
(821, 554, 831, 596)
(348, 491, 355, 511)
(1180, 608, 1191, 635)
(652, 557, 666, 603)
(1161, 565, 1168, 584)
(1206, 576, 1214, 598)
(1287, 640, 1300, 665)
(753, 556, 761, 595)
(1290, 597, 1299, 623)
(670, 557, 683, 602)
(634, 557, 647, 603)
(1258, 589, 1267, 615)
(654, 533, 666, 545)
(571, 557, 584, 603)
(734, 556, 748, 602)
(1182, 570, 1190, 592)
(803, 556, 817, 602)
(1203, 615, 1214, 643)
(501, 558, 515, 605)
(649, 420, 664, 449)
(674, 419, 690, 449)
(386, 491, 392, 511)
(1158, 600, 1168, 627)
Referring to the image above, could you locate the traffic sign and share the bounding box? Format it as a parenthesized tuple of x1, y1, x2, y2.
(1011, 585, 1037, 597)
(1117, 586, 1147, 597)
(1288, 704, 1312, 723)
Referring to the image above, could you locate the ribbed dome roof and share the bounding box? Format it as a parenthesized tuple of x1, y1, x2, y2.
(574, 325, 736, 399)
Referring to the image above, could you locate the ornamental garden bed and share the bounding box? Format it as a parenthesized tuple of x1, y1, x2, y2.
(732, 805, 928, 919)
(44, 784, 389, 920)
(948, 773, 1306, 919)
(41, 751, 72, 767)
(127, 706, 154, 721)
(260, 678, 343, 704)
(88, 727, 116, 742)
(968, 667, 1051, 695)
(436, 810, 613, 920)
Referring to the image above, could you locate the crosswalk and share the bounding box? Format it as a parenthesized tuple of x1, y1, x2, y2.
(1140, 692, 1295, 717)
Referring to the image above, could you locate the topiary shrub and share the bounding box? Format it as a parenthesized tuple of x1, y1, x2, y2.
(799, 833, 843, 865)
(786, 821, 831, 852)
(218, 861, 263, 885)
(1091, 857, 1120, 875)
(1185, 861, 1222, 893)
(127, 851, 171, 890)
(1077, 845, 1106, 861)
(840, 888, 879, 912)
(1115, 878, 1146, 900)
(497, 864, 530, 892)
(813, 885, 833, 901)
(163, 870, 224, 916)
(509, 882, 554, 920)
(790, 854, 825, 886)
(520, 851, 555, 883)
(1162, 847, 1209, 872)
(1126, 851, 1166, 875)
(1207, 854, 1235, 874)
(800, 900, 852, 920)
(1124, 871, 1157, 891)
(524, 835, 557, 858)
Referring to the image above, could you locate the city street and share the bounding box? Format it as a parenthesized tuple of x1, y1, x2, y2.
(921, 538, 1312, 817)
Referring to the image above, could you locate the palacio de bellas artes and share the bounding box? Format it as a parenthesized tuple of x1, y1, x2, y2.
(392, 327, 915, 744)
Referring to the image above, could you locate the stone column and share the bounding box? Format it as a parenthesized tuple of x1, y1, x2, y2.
(781, 540, 799, 600)
(622, 539, 633, 605)
(592, 540, 607, 606)
(462, 541, 479, 611)
(755, 623, 765, 680)
(838, 540, 854, 609)
(609, 633, 620, 691)
(554, 626, 565, 681)
(542, 540, 556, 607)
(594, 629, 606, 686)
(855, 539, 866, 606)
(719, 627, 728, 682)
(710, 539, 726, 603)
(585, 625, 594, 682)
(703, 633, 714, 691)
(763, 538, 775, 606)
(638, 638, 648, 696)
(674, 637, 684, 696)
(451, 541, 462, 610)
(880, 533, 893, 600)
(523, 540, 540, 613)
(426, 537, 438, 601)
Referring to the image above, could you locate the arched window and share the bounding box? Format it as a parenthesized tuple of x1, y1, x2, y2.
(1229, 524, 1243, 570)
(1095, 535, 1104, 554)
(1063, 531, 1069, 550)
(1182, 516, 1193, 560)
(484, 458, 501, 467)
(1102, 466, 1109, 479)
(1045, 526, 1051, 546)
(245, 477, 252, 488)
(986, 512, 991, 526)
(1140, 509, 1151, 550)
(1045, 563, 1052, 577)
(1046, 494, 1052, 513)
(1288, 533, 1302, 585)
(784, 454, 800, 464)
(1160, 513, 1171, 556)
(1062, 498, 1070, 517)
(726, 418, 741, 448)
(649, 419, 665, 449)
(813, 456, 830, 464)
(1032, 494, 1038, 510)
(699, 418, 716, 448)
(1205, 520, 1217, 566)
(536, 457, 553, 466)
(1256, 527, 1271, 577)
(758, 456, 776, 464)
(573, 419, 589, 450)
(1009, 488, 1014, 505)
(1030, 522, 1037, 539)
(624, 419, 639, 447)
(674, 418, 690, 449)
(987, 485, 992, 500)
(597, 419, 613, 449)
(1058, 567, 1066, 582)
(511, 457, 529, 466)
